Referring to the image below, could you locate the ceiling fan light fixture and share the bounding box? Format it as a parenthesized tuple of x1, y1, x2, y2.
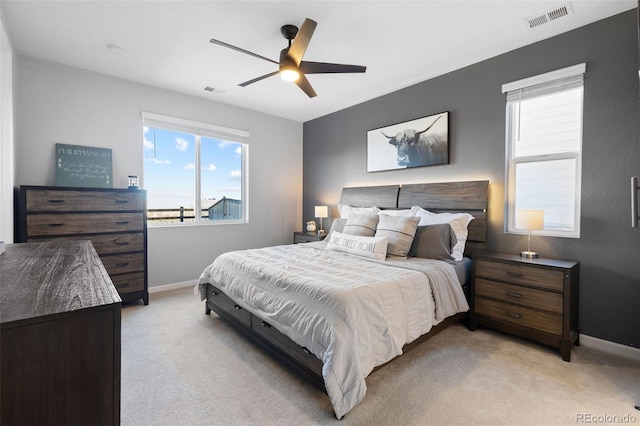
(280, 68, 300, 82)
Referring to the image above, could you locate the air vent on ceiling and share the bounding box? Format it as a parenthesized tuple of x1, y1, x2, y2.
(525, 3, 573, 28)
(204, 86, 226, 95)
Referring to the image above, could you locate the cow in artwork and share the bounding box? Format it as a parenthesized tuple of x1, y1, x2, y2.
(382, 115, 448, 167)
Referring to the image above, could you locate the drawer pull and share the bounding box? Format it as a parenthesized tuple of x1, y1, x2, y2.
(212, 290, 219, 296)
(506, 292, 523, 298)
(47, 199, 64, 204)
(116, 262, 130, 268)
(507, 271, 523, 277)
(118, 282, 130, 288)
(48, 223, 64, 227)
(302, 347, 311, 355)
(116, 221, 129, 225)
(233, 304, 242, 310)
(260, 321, 272, 328)
(506, 312, 522, 319)
(114, 241, 129, 246)
(116, 200, 129, 204)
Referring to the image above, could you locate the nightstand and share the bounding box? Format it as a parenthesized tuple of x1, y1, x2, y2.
(293, 231, 327, 244)
(470, 252, 579, 361)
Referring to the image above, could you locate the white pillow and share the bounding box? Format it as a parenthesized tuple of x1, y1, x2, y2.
(374, 215, 420, 258)
(377, 209, 415, 217)
(414, 207, 474, 261)
(338, 204, 381, 218)
(325, 231, 389, 261)
(343, 213, 379, 237)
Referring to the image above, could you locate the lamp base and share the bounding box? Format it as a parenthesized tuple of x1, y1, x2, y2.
(520, 250, 539, 259)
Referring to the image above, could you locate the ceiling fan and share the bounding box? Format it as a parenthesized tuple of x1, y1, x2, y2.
(209, 18, 367, 98)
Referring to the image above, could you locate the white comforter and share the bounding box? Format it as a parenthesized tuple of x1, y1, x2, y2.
(197, 242, 469, 419)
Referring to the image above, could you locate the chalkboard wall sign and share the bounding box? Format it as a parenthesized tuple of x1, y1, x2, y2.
(55, 143, 113, 188)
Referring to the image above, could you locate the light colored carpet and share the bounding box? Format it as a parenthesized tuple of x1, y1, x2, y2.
(121, 287, 639, 425)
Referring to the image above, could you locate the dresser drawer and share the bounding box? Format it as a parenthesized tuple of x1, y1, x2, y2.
(27, 213, 143, 236)
(101, 253, 144, 275)
(207, 286, 251, 328)
(27, 233, 144, 255)
(26, 189, 143, 212)
(475, 279, 562, 314)
(476, 259, 564, 291)
(111, 272, 145, 293)
(475, 297, 562, 335)
(252, 317, 323, 375)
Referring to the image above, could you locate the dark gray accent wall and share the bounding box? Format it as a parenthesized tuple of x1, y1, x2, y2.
(303, 10, 639, 348)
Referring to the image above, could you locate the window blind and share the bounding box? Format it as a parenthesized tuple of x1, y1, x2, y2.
(141, 112, 250, 144)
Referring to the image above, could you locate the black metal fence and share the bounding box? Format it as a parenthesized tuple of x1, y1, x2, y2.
(147, 207, 209, 223)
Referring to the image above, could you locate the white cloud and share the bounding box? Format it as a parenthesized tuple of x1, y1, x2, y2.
(146, 158, 170, 165)
(229, 170, 241, 181)
(185, 163, 196, 170)
(176, 138, 189, 151)
(143, 126, 149, 134)
(218, 141, 231, 149)
(204, 164, 217, 171)
(235, 146, 242, 155)
(143, 138, 154, 150)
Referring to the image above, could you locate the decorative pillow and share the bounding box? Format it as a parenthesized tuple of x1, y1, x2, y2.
(325, 231, 389, 261)
(408, 224, 458, 263)
(374, 215, 420, 258)
(343, 214, 379, 237)
(377, 209, 416, 217)
(338, 204, 381, 218)
(326, 218, 347, 240)
(414, 207, 474, 261)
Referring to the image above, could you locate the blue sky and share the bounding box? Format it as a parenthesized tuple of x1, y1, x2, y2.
(143, 127, 242, 209)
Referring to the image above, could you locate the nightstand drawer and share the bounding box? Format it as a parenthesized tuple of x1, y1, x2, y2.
(475, 297, 562, 335)
(475, 279, 563, 313)
(294, 232, 326, 244)
(476, 259, 564, 291)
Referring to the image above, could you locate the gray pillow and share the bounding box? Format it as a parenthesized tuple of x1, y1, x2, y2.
(343, 214, 379, 237)
(408, 224, 458, 263)
(374, 215, 420, 258)
(326, 218, 347, 240)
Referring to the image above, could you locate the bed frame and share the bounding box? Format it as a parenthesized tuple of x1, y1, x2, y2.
(204, 180, 489, 392)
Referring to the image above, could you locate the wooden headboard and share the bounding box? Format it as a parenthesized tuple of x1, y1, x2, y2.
(339, 180, 489, 256)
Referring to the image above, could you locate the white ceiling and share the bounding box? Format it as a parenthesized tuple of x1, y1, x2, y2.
(1, 1, 635, 122)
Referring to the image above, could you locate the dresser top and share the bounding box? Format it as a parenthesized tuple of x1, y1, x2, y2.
(1, 241, 121, 325)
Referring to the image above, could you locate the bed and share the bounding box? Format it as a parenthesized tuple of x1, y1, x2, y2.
(198, 180, 489, 418)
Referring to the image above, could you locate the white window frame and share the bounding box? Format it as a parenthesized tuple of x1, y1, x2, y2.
(503, 63, 585, 238)
(141, 112, 249, 226)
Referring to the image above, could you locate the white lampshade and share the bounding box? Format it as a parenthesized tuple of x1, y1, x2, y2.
(315, 206, 328, 218)
(516, 209, 544, 230)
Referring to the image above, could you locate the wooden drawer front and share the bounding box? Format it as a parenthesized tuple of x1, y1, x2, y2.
(26, 189, 143, 212)
(476, 259, 564, 291)
(27, 213, 143, 236)
(294, 234, 321, 243)
(207, 286, 251, 328)
(101, 253, 144, 275)
(27, 233, 144, 255)
(111, 272, 145, 293)
(252, 318, 323, 375)
(475, 279, 562, 314)
(475, 297, 562, 335)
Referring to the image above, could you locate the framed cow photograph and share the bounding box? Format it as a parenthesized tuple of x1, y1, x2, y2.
(367, 111, 449, 172)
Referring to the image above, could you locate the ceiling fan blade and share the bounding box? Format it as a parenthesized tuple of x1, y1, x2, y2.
(299, 61, 367, 74)
(238, 70, 280, 87)
(287, 18, 317, 66)
(295, 74, 317, 98)
(210, 38, 279, 65)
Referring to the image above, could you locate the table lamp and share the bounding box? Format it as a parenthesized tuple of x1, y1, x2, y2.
(315, 206, 328, 234)
(516, 209, 544, 258)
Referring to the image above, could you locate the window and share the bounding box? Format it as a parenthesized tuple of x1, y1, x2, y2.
(141, 113, 249, 225)
(503, 63, 585, 238)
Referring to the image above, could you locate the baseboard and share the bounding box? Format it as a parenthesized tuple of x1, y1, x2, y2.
(148, 279, 197, 294)
(580, 334, 640, 361)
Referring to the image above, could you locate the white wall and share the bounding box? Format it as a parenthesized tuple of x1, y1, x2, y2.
(0, 13, 14, 244)
(15, 56, 303, 286)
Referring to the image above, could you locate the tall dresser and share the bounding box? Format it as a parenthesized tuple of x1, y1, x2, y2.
(18, 185, 148, 304)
